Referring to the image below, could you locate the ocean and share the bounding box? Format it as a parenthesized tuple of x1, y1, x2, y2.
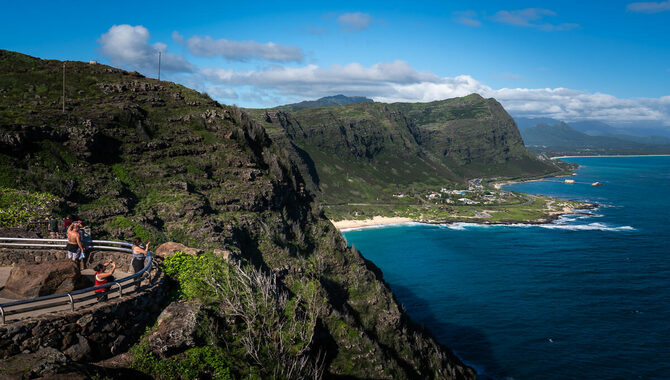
(342, 156, 670, 380)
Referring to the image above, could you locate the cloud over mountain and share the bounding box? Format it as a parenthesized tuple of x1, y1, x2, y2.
(97, 24, 669, 127)
(98, 25, 193, 73)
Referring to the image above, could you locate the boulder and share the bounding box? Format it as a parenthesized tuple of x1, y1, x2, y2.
(154, 242, 203, 259)
(146, 301, 200, 358)
(63, 334, 91, 361)
(4, 260, 89, 298)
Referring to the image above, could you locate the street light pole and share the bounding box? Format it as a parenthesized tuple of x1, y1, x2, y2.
(62, 62, 65, 113)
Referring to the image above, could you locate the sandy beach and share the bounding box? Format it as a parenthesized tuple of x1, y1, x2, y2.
(330, 216, 413, 230)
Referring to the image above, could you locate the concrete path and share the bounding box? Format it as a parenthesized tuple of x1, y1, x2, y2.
(0, 268, 139, 323)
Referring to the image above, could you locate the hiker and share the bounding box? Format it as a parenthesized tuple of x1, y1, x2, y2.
(46, 216, 59, 238)
(63, 215, 73, 231)
(66, 221, 85, 263)
(94, 259, 116, 302)
(131, 238, 150, 291)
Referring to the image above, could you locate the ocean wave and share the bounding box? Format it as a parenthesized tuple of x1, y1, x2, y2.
(440, 221, 635, 232)
(538, 222, 635, 231)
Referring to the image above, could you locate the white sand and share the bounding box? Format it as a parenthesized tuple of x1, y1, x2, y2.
(330, 216, 414, 230)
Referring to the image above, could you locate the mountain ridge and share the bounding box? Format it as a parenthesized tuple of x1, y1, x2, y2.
(0, 49, 475, 379)
(248, 94, 563, 206)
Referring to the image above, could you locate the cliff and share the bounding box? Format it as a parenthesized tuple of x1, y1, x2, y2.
(247, 94, 560, 205)
(0, 50, 475, 379)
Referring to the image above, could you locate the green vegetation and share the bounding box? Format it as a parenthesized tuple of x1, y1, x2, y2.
(0, 50, 477, 378)
(160, 251, 324, 379)
(0, 187, 59, 228)
(247, 93, 570, 221)
(130, 342, 232, 380)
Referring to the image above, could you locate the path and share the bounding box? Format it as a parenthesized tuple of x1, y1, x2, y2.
(0, 267, 137, 323)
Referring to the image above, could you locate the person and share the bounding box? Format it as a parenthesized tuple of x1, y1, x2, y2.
(63, 215, 73, 231)
(66, 221, 85, 263)
(131, 238, 150, 291)
(94, 259, 116, 302)
(47, 216, 59, 238)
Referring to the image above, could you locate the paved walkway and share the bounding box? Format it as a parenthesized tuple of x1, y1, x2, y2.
(1, 267, 138, 323)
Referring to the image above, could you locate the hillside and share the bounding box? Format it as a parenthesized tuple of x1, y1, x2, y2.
(278, 94, 374, 112)
(247, 95, 563, 206)
(520, 121, 670, 156)
(0, 50, 475, 379)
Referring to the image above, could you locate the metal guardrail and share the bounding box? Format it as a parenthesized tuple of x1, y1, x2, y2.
(0, 237, 154, 324)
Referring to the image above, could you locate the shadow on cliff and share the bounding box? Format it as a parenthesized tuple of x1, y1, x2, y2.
(389, 283, 509, 380)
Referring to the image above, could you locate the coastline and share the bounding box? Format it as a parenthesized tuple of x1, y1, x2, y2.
(331, 216, 414, 231)
(330, 204, 596, 231)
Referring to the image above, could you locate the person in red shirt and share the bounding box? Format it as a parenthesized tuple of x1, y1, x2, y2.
(94, 259, 116, 302)
(63, 215, 73, 230)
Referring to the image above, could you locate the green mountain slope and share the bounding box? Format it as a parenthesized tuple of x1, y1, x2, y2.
(0, 50, 475, 379)
(278, 94, 374, 112)
(247, 94, 561, 205)
(521, 121, 670, 155)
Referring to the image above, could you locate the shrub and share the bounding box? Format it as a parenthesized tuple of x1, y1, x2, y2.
(161, 251, 325, 379)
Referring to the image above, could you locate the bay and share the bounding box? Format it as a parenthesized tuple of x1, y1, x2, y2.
(342, 156, 670, 379)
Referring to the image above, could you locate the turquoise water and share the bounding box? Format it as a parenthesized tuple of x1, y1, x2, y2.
(342, 156, 670, 379)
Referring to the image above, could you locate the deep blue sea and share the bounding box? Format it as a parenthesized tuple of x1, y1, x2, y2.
(342, 156, 670, 380)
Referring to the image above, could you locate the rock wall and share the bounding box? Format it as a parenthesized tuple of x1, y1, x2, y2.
(0, 264, 165, 360)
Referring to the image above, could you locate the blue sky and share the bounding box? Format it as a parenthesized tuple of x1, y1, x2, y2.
(1, 0, 669, 127)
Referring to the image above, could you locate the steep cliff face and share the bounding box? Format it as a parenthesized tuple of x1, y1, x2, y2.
(248, 94, 558, 204)
(0, 50, 475, 379)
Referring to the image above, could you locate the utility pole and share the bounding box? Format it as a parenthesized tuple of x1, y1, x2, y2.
(158, 51, 161, 81)
(62, 62, 65, 113)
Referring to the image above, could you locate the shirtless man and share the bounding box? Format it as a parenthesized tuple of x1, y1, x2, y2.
(66, 222, 85, 263)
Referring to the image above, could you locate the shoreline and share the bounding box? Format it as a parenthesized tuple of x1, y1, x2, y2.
(331, 216, 414, 231)
(331, 204, 597, 232)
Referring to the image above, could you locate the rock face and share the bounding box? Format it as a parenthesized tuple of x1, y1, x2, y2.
(146, 301, 200, 358)
(4, 260, 88, 298)
(247, 94, 561, 203)
(154, 241, 203, 259)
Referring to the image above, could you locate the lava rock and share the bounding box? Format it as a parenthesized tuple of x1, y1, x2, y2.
(4, 260, 88, 298)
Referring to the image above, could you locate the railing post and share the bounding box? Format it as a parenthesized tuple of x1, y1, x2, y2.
(116, 283, 123, 297)
(0, 306, 5, 324)
(67, 293, 74, 312)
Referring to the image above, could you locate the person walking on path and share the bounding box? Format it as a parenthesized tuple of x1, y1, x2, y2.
(66, 222, 85, 264)
(94, 259, 116, 302)
(47, 216, 59, 238)
(131, 238, 150, 291)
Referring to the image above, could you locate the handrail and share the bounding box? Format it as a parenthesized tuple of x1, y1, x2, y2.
(0, 237, 153, 324)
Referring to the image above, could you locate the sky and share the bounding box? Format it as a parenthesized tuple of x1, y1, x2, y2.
(1, 0, 669, 128)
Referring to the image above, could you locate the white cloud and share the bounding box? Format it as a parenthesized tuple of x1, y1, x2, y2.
(627, 1, 670, 13)
(186, 35, 303, 62)
(337, 12, 371, 32)
(98, 25, 193, 73)
(453, 11, 482, 27)
(492, 8, 579, 31)
(205, 85, 238, 99)
(172, 31, 184, 44)
(96, 25, 668, 126)
(201, 60, 670, 125)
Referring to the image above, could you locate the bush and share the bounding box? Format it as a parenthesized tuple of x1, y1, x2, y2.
(161, 251, 325, 379)
(0, 187, 59, 228)
(130, 342, 232, 380)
